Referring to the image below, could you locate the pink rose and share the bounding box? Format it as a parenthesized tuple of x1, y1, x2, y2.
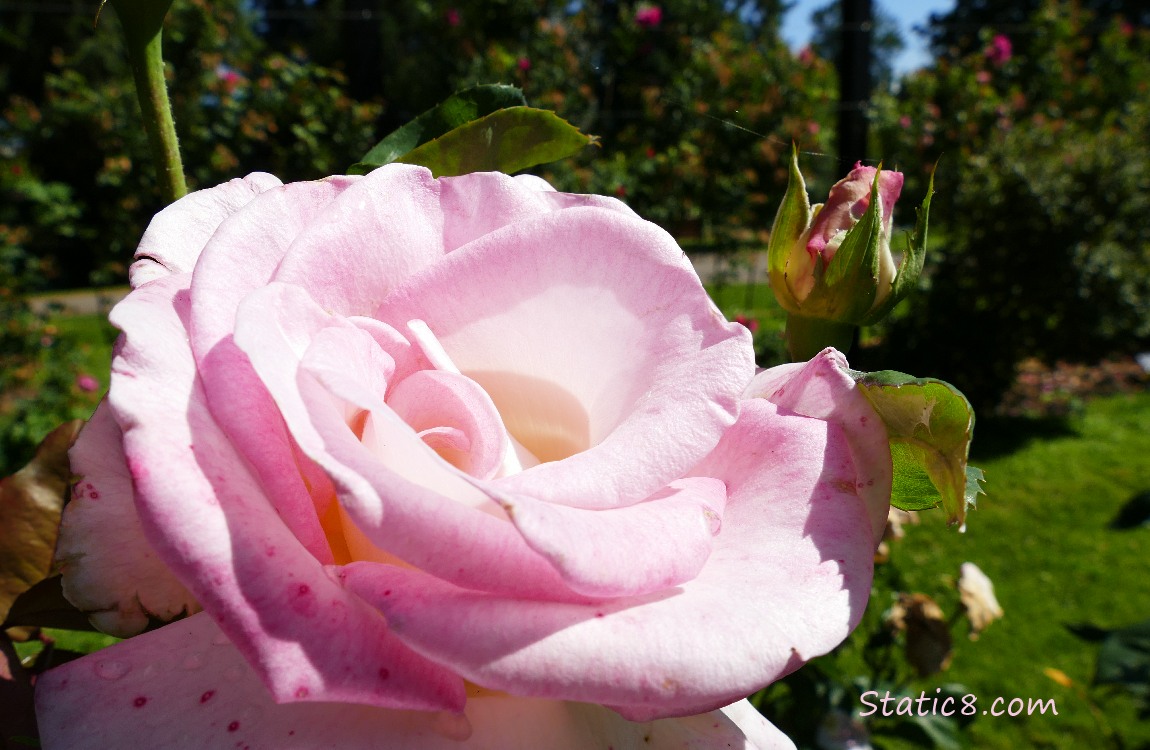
(37, 166, 891, 749)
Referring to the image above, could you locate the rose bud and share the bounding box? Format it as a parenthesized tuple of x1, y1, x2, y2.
(768, 147, 932, 359)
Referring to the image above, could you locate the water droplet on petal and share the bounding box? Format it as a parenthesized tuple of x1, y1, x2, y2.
(181, 653, 206, 670)
(431, 711, 473, 741)
(94, 660, 131, 680)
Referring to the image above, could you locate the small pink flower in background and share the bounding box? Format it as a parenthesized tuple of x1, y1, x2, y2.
(75, 374, 100, 393)
(215, 64, 242, 93)
(807, 121, 820, 135)
(797, 45, 815, 65)
(985, 34, 1012, 65)
(976, 70, 992, 84)
(899, 115, 912, 129)
(445, 7, 461, 27)
(517, 56, 532, 72)
(734, 315, 759, 334)
(635, 4, 662, 28)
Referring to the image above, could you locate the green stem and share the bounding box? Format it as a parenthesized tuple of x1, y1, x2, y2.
(785, 314, 856, 362)
(111, 0, 186, 204)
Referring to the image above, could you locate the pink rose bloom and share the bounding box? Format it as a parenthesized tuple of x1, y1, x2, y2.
(37, 166, 891, 749)
(635, 5, 663, 28)
(985, 34, 1012, 66)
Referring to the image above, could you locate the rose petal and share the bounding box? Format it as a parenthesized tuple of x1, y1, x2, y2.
(340, 399, 873, 719)
(493, 477, 727, 598)
(56, 400, 199, 637)
(35, 611, 783, 750)
(129, 173, 282, 287)
(744, 349, 892, 542)
(272, 167, 638, 317)
(378, 206, 754, 509)
(230, 281, 587, 600)
(108, 275, 464, 711)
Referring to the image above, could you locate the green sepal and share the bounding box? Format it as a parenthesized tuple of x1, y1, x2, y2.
(849, 369, 982, 527)
(349, 84, 528, 174)
(387, 107, 596, 178)
(766, 144, 812, 315)
(859, 163, 934, 326)
(806, 166, 885, 322)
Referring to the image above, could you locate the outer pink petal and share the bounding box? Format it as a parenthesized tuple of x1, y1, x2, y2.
(271, 166, 639, 317)
(188, 177, 360, 565)
(493, 477, 726, 598)
(36, 612, 784, 750)
(339, 399, 874, 719)
(56, 399, 199, 637)
(378, 206, 754, 509)
(743, 348, 891, 542)
(107, 274, 464, 711)
(128, 173, 282, 287)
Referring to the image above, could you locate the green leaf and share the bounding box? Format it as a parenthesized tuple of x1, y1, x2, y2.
(819, 166, 884, 321)
(389, 107, 596, 178)
(767, 145, 812, 280)
(860, 163, 934, 326)
(349, 84, 527, 174)
(850, 370, 981, 526)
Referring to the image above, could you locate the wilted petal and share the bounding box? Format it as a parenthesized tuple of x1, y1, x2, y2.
(958, 562, 1004, 638)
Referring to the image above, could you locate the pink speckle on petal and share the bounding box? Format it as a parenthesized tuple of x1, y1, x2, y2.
(200, 690, 215, 703)
(294, 686, 309, 698)
(133, 696, 147, 707)
(228, 721, 240, 732)
(379, 668, 391, 680)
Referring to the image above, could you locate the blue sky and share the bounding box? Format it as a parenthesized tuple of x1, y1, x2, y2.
(780, 0, 956, 74)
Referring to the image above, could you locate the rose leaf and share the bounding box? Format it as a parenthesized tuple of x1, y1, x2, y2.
(0, 420, 83, 624)
(391, 107, 597, 178)
(848, 370, 983, 526)
(349, 84, 527, 174)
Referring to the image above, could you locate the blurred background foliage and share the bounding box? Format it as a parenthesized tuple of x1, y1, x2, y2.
(1, 0, 1146, 425)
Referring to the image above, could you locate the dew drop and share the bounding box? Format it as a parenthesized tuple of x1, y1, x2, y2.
(182, 653, 206, 670)
(94, 660, 131, 680)
(431, 711, 473, 741)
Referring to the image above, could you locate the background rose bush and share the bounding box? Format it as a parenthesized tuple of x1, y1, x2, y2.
(35, 166, 890, 748)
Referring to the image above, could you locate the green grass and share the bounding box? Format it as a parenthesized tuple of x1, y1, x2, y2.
(866, 393, 1150, 748)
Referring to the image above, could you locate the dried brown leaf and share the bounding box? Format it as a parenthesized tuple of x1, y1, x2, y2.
(0, 420, 83, 623)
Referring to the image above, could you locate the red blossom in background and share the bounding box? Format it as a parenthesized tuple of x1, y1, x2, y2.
(445, 8, 461, 27)
(635, 5, 662, 29)
(734, 315, 759, 333)
(985, 34, 1012, 66)
(75, 374, 100, 393)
